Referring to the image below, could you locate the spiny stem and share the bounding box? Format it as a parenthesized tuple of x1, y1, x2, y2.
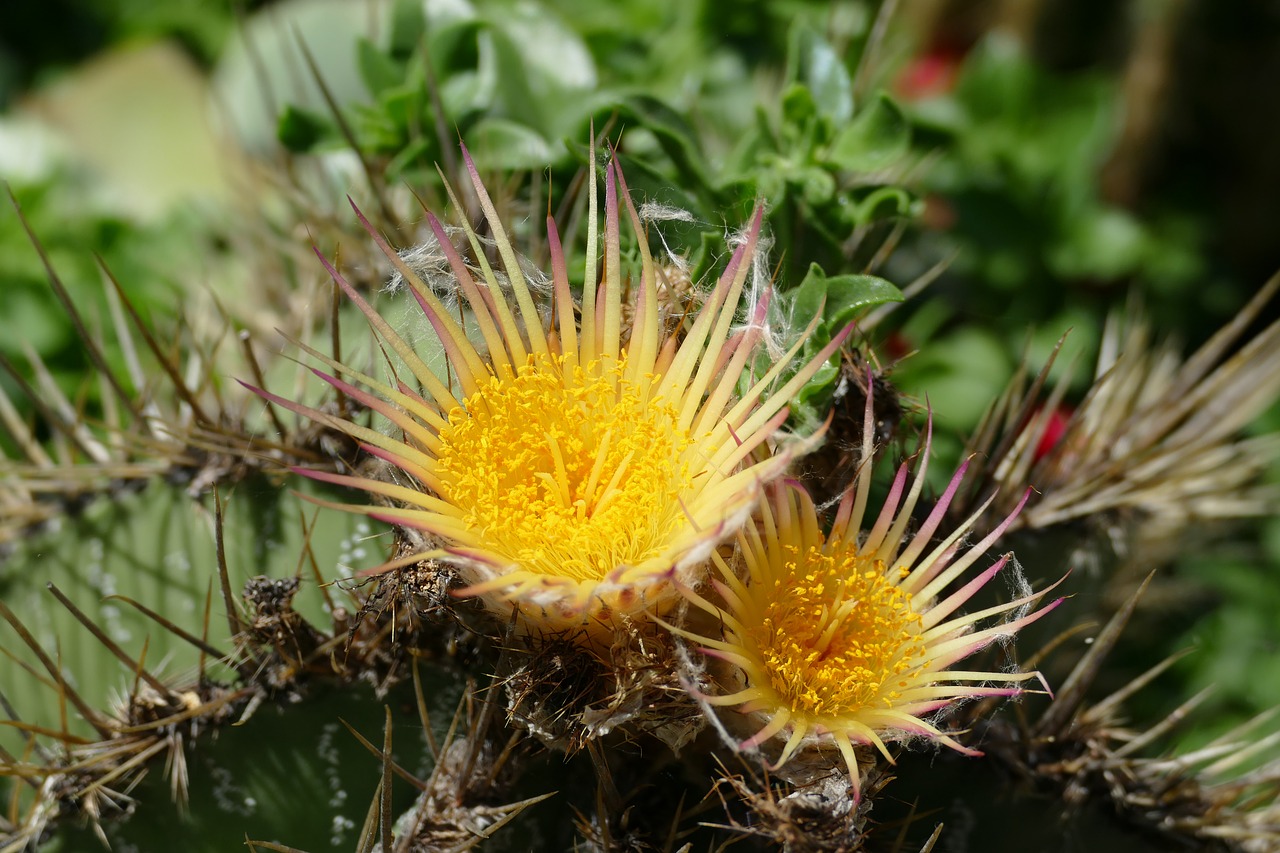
(215, 490, 246, 644)
(45, 583, 174, 700)
(97, 256, 213, 424)
(6, 185, 143, 424)
(0, 599, 113, 738)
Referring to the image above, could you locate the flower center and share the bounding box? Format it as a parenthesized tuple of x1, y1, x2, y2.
(743, 543, 928, 716)
(435, 351, 693, 584)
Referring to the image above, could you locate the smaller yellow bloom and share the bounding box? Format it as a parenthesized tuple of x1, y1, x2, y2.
(667, 386, 1062, 798)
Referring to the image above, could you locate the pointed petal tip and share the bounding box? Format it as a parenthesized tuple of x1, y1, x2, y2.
(1013, 485, 1035, 512)
(749, 202, 765, 235)
(604, 159, 618, 204)
(1033, 669, 1054, 698)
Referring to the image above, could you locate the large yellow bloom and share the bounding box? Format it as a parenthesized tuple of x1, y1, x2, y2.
(668, 387, 1062, 797)
(249, 148, 848, 634)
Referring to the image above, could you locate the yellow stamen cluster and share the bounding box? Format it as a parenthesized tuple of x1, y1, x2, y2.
(435, 351, 692, 585)
(743, 544, 928, 717)
(255, 145, 862, 636)
(670, 447, 1058, 798)
(264, 144, 1053, 796)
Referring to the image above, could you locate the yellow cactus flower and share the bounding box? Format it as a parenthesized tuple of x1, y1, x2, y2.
(668, 386, 1062, 797)
(247, 147, 849, 636)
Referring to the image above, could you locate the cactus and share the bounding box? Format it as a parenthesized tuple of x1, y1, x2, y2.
(4, 4, 1280, 850)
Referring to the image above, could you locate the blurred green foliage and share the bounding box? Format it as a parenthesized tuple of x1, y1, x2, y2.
(0, 0, 240, 106)
(275, 0, 917, 279)
(890, 33, 1227, 439)
(914, 33, 1207, 305)
(0, 166, 209, 443)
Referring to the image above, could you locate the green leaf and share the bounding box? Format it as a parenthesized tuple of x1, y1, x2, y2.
(385, 136, 435, 179)
(492, 1, 597, 97)
(827, 91, 910, 172)
(791, 262, 904, 342)
(786, 263, 904, 424)
(351, 101, 401, 152)
(848, 185, 917, 225)
(953, 32, 1034, 119)
(949, 32, 1117, 190)
(1049, 206, 1147, 281)
(377, 82, 423, 133)
(465, 118, 557, 170)
(822, 271, 905, 328)
(781, 83, 818, 128)
(790, 265, 833, 336)
(617, 94, 720, 207)
(798, 166, 836, 205)
(276, 104, 332, 152)
(794, 358, 841, 413)
(485, 25, 545, 132)
(388, 0, 426, 59)
(356, 36, 403, 94)
(787, 25, 853, 123)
